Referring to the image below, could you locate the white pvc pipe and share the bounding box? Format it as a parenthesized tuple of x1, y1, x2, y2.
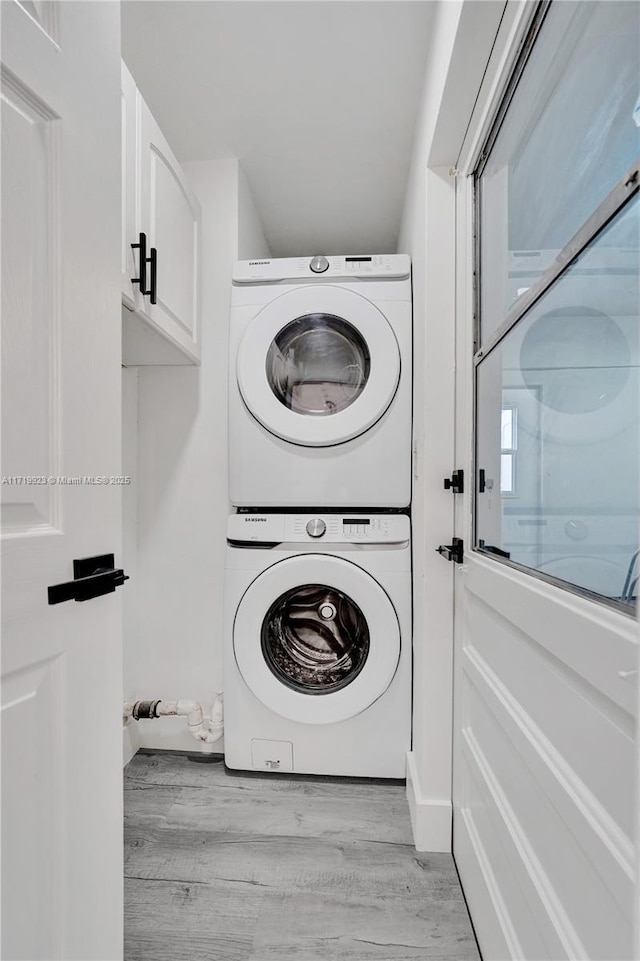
(209, 693, 224, 741)
(123, 694, 223, 745)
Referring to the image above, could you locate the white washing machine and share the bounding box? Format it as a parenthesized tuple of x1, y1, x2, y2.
(223, 511, 412, 778)
(229, 254, 412, 509)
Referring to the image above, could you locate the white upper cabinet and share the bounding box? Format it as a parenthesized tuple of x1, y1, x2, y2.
(137, 98, 201, 361)
(121, 62, 139, 311)
(121, 62, 202, 365)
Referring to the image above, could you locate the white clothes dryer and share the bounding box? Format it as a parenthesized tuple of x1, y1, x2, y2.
(223, 512, 411, 778)
(229, 255, 412, 508)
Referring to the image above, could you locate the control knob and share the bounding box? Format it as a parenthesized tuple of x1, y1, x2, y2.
(309, 255, 329, 274)
(306, 518, 326, 538)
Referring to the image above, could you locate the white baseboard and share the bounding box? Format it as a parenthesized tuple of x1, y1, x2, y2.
(123, 722, 139, 767)
(406, 751, 452, 852)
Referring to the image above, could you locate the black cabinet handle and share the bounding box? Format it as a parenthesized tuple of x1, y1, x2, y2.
(131, 233, 157, 302)
(48, 553, 129, 605)
(131, 232, 148, 294)
(149, 245, 157, 304)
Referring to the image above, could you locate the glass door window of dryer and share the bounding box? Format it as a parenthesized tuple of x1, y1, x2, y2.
(266, 314, 371, 416)
(236, 285, 400, 446)
(261, 583, 370, 694)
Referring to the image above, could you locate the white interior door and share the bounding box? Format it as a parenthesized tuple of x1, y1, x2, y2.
(451, 3, 639, 958)
(1, 3, 123, 959)
(453, 187, 638, 961)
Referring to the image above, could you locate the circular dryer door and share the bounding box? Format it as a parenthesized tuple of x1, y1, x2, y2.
(233, 554, 400, 724)
(237, 286, 401, 446)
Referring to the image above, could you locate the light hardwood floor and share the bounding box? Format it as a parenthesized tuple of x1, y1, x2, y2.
(124, 751, 480, 961)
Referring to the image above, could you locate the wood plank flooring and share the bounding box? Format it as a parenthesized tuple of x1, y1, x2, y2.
(124, 752, 480, 961)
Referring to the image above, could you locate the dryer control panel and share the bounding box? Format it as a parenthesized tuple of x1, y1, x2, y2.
(233, 254, 410, 284)
(228, 513, 410, 544)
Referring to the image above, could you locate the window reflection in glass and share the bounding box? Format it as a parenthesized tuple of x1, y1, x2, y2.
(500, 406, 517, 495)
(266, 314, 370, 416)
(478, 0, 640, 344)
(476, 197, 639, 609)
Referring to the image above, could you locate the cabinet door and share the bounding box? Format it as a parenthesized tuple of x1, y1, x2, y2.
(138, 98, 201, 363)
(121, 61, 139, 310)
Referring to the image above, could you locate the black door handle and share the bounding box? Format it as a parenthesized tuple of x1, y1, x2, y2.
(48, 553, 129, 605)
(443, 469, 464, 493)
(436, 538, 464, 564)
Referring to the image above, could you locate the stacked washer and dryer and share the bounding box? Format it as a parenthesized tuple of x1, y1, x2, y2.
(224, 254, 413, 778)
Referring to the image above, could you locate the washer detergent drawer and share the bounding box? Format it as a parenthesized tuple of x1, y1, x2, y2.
(251, 738, 293, 773)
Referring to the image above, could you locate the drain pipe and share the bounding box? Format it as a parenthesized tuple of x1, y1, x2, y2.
(123, 694, 223, 746)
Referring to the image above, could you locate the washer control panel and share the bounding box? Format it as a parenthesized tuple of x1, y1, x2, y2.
(233, 254, 410, 284)
(228, 513, 409, 544)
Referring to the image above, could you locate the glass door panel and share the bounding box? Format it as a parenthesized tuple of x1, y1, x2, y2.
(476, 196, 639, 610)
(265, 314, 370, 416)
(478, 0, 640, 344)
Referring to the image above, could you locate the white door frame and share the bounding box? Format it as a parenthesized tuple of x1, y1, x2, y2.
(405, 0, 529, 856)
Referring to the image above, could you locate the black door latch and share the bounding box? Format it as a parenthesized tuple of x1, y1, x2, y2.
(443, 469, 464, 493)
(48, 553, 130, 605)
(436, 538, 464, 564)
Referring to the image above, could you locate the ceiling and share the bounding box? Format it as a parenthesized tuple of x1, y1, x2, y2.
(121, 1, 434, 257)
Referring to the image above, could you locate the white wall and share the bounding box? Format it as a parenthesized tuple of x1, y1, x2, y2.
(398, 1, 464, 853)
(398, 0, 508, 851)
(238, 162, 271, 261)
(124, 157, 270, 753)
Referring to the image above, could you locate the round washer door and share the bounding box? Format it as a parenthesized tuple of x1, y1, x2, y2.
(237, 286, 401, 447)
(233, 554, 400, 724)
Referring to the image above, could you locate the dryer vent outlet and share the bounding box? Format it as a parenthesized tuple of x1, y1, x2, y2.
(251, 738, 293, 772)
